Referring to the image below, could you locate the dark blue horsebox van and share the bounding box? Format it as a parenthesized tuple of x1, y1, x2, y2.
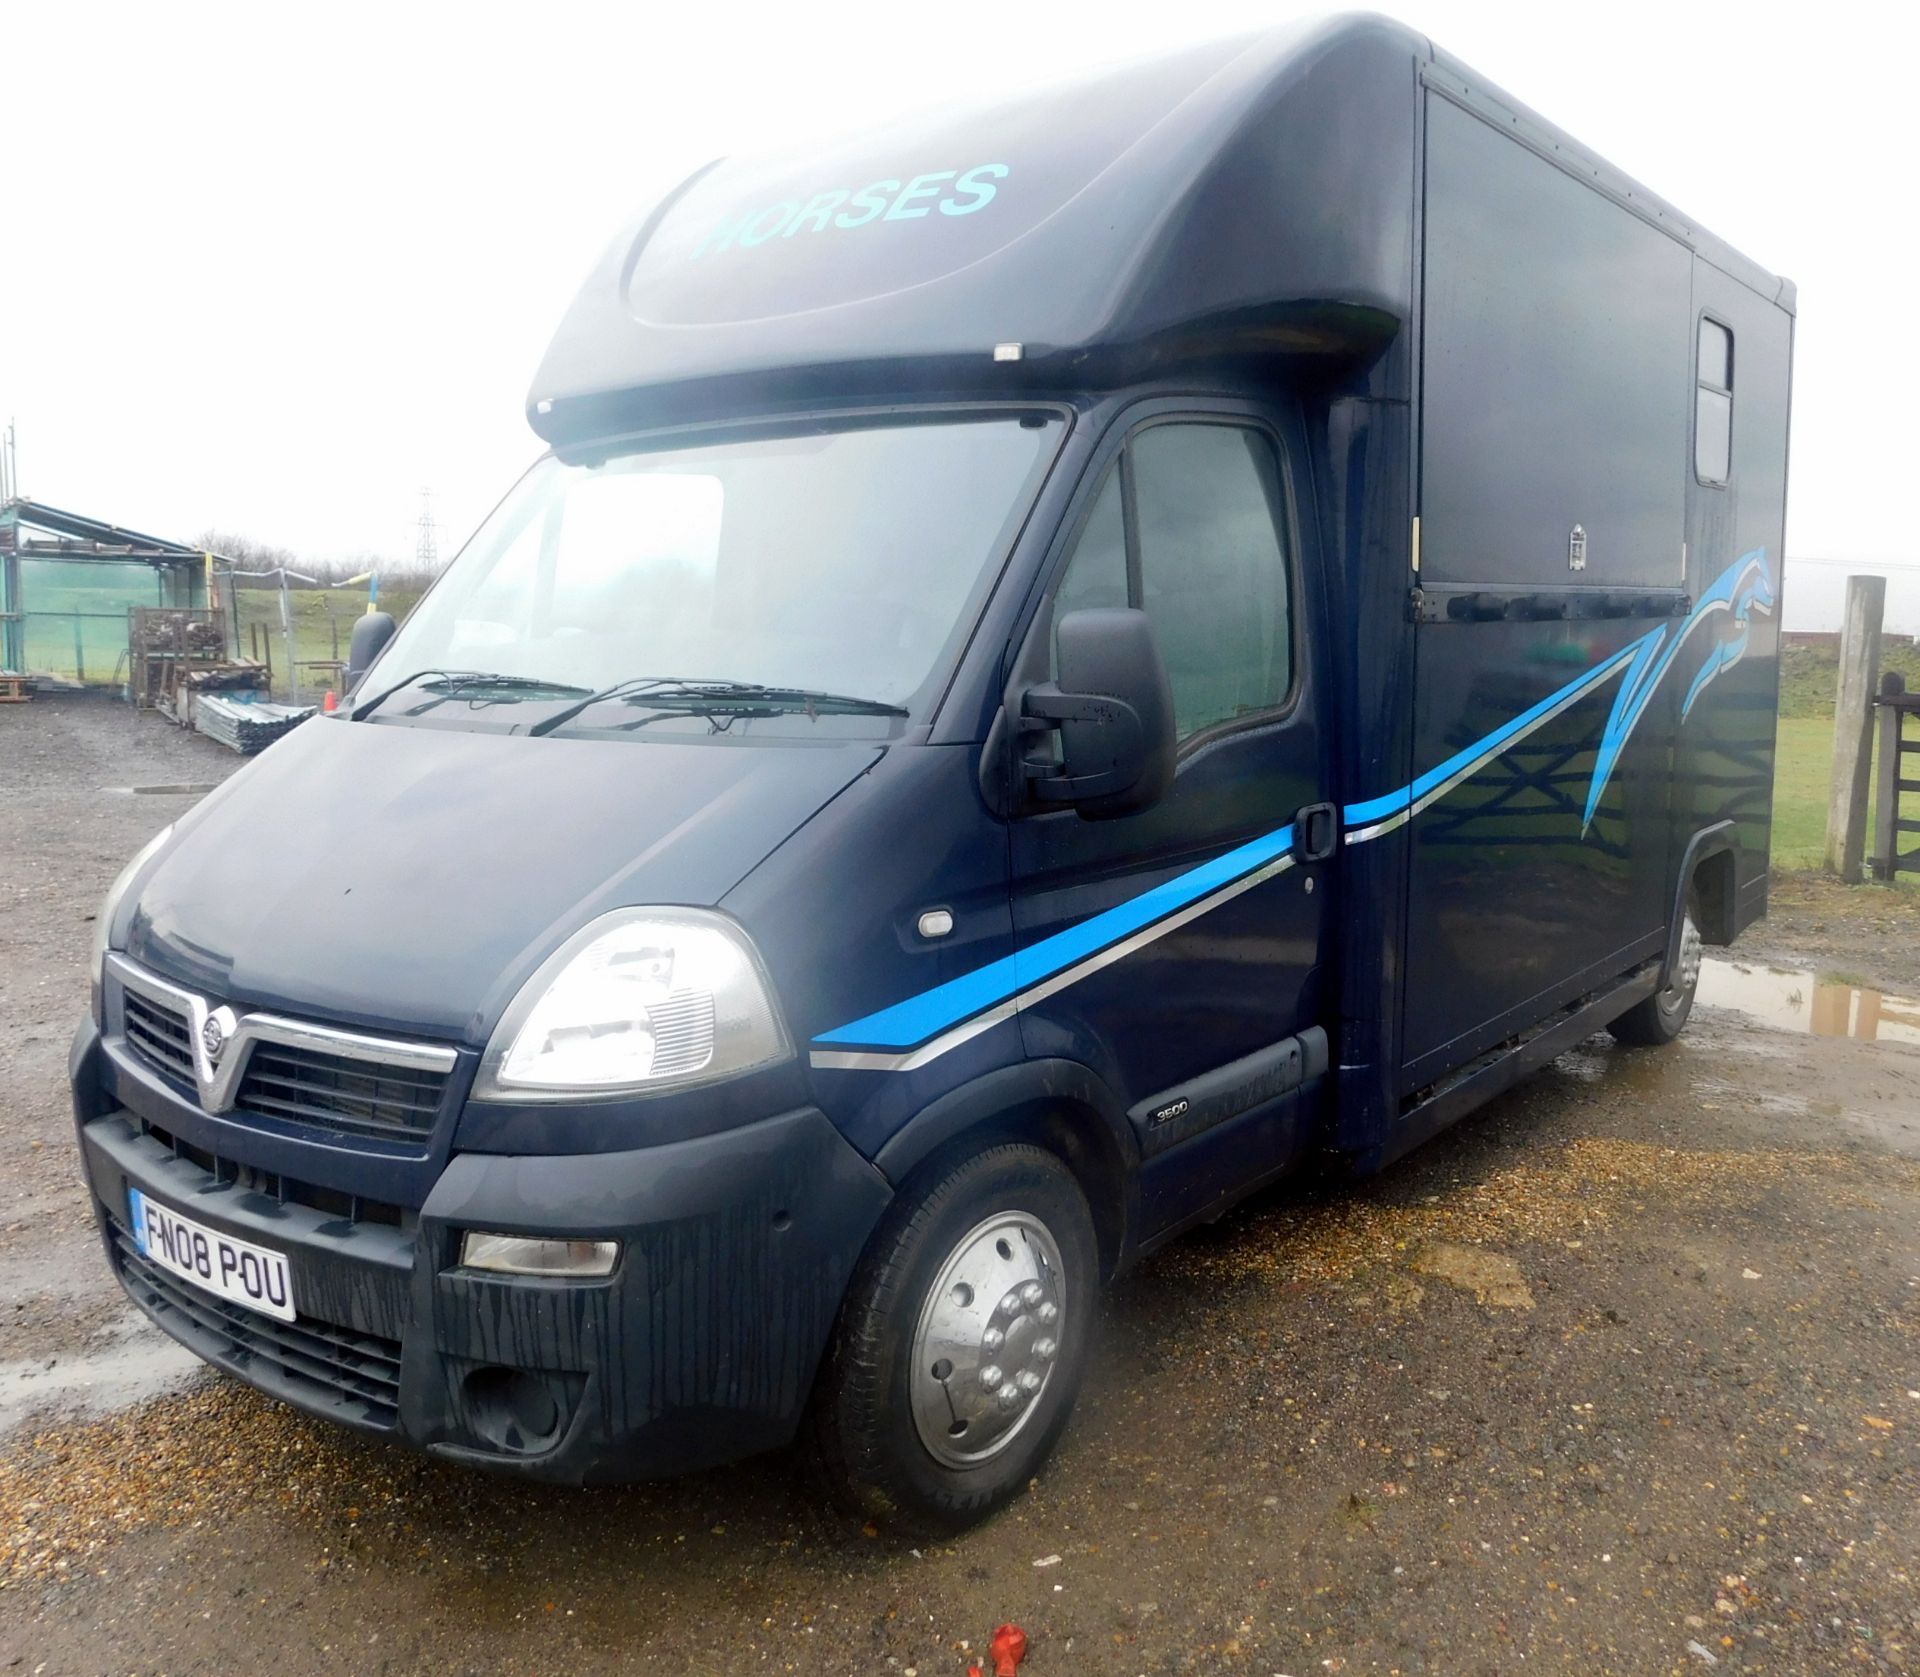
(73, 14, 1792, 1532)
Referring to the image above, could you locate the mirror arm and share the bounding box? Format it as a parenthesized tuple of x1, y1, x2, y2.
(1018, 684, 1146, 802)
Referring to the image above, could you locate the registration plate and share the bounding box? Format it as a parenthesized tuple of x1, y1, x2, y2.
(130, 1188, 296, 1323)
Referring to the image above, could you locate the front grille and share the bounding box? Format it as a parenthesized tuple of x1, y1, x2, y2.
(115, 964, 454, 1146)
(111, 1222, 403, 1430)
(236, 1044, 447, 1142)
(124, 988, 196, 1086)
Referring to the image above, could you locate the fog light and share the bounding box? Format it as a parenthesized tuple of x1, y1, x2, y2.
(460, 1232, 619, 1277)
(461, 1365, 567, 1453)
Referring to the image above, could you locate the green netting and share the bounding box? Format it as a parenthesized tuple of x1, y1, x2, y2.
(14, 558, 206, 684)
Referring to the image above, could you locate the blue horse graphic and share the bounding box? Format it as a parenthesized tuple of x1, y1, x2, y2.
(1583, 548, 1773, 831)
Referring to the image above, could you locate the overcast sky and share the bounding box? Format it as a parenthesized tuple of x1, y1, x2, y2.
(5, 0, 1914, 628)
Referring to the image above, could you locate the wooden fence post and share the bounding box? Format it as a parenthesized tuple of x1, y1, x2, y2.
(1825, 575, 1886, 882)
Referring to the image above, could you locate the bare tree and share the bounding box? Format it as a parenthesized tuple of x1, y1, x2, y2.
(195, 529, 306, 575)
(194, 530, 436, 593)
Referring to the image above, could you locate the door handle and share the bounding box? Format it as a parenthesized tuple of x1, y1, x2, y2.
(1295, 802, 1338, 863)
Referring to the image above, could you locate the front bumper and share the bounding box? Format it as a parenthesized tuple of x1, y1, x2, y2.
(72, 1021, 892, 1483)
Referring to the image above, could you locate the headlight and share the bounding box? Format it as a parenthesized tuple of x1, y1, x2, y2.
(474, 908, 790, 1100)
(91, 824, 173, 1024)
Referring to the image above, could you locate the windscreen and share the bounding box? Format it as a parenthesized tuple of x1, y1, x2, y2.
(371, 414, 1061, 727)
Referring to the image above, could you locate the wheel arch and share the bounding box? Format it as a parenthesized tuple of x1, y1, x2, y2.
(1667, 819, 1740, 984)
(872, 1059, 1139, 1279)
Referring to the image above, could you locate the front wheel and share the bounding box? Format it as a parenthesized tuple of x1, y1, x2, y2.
(1609, 900, 1703, 1046)
(807, 1141, 1098, 1535)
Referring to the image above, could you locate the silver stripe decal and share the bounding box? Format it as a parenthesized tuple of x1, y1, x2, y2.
(1343, 810, 1410, 845)
(1341, 671, 1606, 845)
(810, 1000, 1019, 1073)
(809, 853, 1297, 1072)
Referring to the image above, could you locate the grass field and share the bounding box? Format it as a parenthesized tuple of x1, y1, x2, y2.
(1771, 639, 1915, 877)
(1772, 715, 1844, 870)
(1780, 636, 1920, 718)
(1770, 712, 1916, 882)
(230, 585, 422, 701)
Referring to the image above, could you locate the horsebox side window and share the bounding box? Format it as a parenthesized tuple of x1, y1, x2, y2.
(1051, 423, 1293, 742)
(1696, 319, 1734, 485)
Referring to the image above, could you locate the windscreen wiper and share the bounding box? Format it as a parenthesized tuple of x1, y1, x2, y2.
(351, 669, 589, 721)
(653, 682, 911, 717)
(527, 677, 907, 737)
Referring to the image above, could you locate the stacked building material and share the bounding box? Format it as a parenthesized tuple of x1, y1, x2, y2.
(180, 659, 270, 694)
(163, 659, 271, 725)
(192, 694, 314, 754)
(129, 606, 229, 710)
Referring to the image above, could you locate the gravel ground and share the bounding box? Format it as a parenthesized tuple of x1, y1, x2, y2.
(2, 695, 1917, 1676)
(1, 696, 238, 1384)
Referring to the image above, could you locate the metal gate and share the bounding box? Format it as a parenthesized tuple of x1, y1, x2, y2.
(1872, 673, 1920, 882)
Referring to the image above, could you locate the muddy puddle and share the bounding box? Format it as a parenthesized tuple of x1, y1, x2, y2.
(1699, 956, 1920, 1045)
(0, 1312, 205, 1435)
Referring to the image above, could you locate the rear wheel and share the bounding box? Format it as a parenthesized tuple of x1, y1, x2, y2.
(807, 1141, 1098, 1535)
(1609, 899, 1703, 1046)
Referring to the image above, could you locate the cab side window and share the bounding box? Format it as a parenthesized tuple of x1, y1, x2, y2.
(1051, 422, 1293, 741)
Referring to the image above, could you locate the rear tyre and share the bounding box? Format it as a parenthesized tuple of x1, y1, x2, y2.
(1609, 899, 1703, 1046)
(807, 1141, 1098, 1536)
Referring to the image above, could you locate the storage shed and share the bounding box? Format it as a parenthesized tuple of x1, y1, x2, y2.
(0, 499, 210, 685)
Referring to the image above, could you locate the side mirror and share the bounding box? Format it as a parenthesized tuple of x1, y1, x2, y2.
(345, 611, 397, 689)
(1020, 607, 1176, 819)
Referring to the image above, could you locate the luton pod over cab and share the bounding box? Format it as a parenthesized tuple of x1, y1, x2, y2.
(72, 14, 1791, 1533)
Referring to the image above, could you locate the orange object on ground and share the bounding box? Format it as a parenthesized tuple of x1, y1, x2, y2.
(990, 1623, 1028, 1675)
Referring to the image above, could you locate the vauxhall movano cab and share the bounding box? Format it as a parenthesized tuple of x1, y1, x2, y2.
(73, 14, 1793, 1533)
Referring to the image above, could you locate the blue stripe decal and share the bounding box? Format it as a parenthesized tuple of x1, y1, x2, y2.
(814, 548, 1771, 1061)
(815, 821, 1296, 1049)
(1409, 641, 1638, 802)
(815, 947, 1025, 1051)
(1343, 789, 1407, 827)
(1340, 640, 1641, 831)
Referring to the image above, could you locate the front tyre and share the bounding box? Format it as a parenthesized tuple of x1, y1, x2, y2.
(807, 1142, 1098, 1536)
(1609, 900, 1703, 1046)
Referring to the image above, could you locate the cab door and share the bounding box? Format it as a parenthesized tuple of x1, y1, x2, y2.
(1007, 404, 1330, 1237)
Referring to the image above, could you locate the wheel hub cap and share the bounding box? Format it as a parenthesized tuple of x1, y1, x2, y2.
(1664, 910, 1703, 1007)
(910, 1211, 1066, 1467)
